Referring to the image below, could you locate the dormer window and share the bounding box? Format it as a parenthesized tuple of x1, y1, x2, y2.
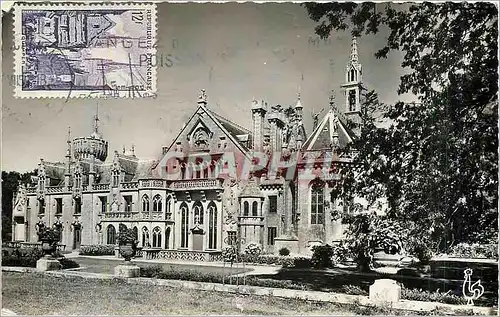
(75, 173, 82, 188)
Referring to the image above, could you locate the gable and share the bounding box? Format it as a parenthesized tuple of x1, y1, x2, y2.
(159, 104, 253, 165)
(302, 109, 354, 151)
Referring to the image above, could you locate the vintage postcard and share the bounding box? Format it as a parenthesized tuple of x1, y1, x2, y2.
(13, 2, 157, 98)
(1, 1, 498, 316)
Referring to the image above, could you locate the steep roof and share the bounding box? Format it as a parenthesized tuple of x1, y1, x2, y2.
(302, 107, 355, 151)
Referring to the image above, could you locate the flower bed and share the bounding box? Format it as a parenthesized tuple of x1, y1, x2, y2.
(79, 244, 116, 256)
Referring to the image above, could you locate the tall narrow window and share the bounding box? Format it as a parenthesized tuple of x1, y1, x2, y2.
(252, 201, 258, 216)
(348, 90, 357, 112)
(267, 227, 277, 245)
(165, 196, 172, 219)
(310, 181, 325, 225)
(268, 195, 277, 213)
(142, 195, 150, 212)
(350, 69, 356, 82)
(107, 225, 116, 244)
(165, 227, 171, 249)
(142, 227, 150, 247)
(180, 204, 189, 248)
(124, 195, 132, 212)
(74, 199, 81, 215)
(133, 227, 138, 241)
(38, 199, 45, 214)
(55, 198, 63, 215)
(243, 201, 249, 216)
(193, 202, 204, 225)
(208, 203, 217, 249)
(99, 196, 107, 213)
(152, 226, 162, 248)
(153, 195, 162, 212)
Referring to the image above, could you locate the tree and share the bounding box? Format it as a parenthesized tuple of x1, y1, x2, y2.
(305, 2, 498, 254)
(2, 171, 36, 241)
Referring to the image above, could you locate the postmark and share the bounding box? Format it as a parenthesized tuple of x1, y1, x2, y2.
(13, 2, 157, 99)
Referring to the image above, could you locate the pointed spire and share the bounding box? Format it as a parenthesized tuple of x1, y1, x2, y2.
(350, 36, 358, 65)
(295, 90, 303, 109)
(91, 104, 102, 139)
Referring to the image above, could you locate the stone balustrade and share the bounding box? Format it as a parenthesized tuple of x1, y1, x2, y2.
(92, 184, 109, 191)
(171, 178, 222, 190)
(122, 182, 139, 190)
(101, 211, 141, 221)
(46, 186, 64, 193)
(139, 179, 167, 188)
(143, 249, 223, 262)
(26, 187, 36, 194)
(3, 241, 66, 251)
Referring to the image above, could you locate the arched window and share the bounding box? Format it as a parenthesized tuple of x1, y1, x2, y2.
(180, 204, 189, 248)
(193, 202, 204, 225)
(165, 196, 172, 219)
(208, 203, 217, 249)
(142, 195, 150, 212)
(152, 226, 162, 248)
(107, 225, 116, 245)
(349, 69, 356, 82)
(75, 173, 82, 188)
(142, 227, 150, 247)
(252, 201, 258, 216)
(310, 180, 325, 225)
(348, 90, 357, 112)
(112, 172, 120, 187)
(133, 227, 138, 241)
(153, 195, 162, 212)
(243, 201, 249, 216)
(165, 227, 171, 249)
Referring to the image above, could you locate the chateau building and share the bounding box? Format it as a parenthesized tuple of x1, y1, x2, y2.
(12, 37, 376, 257)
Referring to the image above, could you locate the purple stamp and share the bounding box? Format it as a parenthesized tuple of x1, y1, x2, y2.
(13, 3, 157, 98)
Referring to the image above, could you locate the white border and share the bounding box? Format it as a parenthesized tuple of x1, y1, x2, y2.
(13, 2, 157, 99)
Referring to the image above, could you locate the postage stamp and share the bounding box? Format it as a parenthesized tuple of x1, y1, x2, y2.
(13, 2, 157, 99)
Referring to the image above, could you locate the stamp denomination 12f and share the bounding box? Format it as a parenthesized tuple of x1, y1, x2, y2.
(13, 3, 157, 99)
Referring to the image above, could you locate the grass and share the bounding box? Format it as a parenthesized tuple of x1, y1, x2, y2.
(72, 257, 250, 275)
(4, 272, 479, 316)
(2, 271, 357, 315)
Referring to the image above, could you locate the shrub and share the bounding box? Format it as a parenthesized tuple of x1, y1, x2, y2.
(2, 248, 79, 269)
(244, 243, 262, 256)
(2, 248, 45, 267)
(141, 265, 164, 278)
(293, 257, 312, 268)
(311, 245, 334, 269)
(447, 243, 499, 259)
(278, 247, 290, 256)
(332, 243, 349, 264)
(222, 246, 237, 263)
(59, 258, 79, 269)
(79, 244, 115, 256)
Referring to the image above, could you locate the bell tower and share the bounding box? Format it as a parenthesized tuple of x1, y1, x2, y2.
(341, 37, 363, 129)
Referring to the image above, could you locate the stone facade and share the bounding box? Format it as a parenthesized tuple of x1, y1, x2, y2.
(12, 37, 380, 255)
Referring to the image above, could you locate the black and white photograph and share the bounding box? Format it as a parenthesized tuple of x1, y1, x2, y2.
(1, 1, 498, 315)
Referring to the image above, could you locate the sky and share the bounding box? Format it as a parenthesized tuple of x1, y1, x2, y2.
(2, 2, 416, 172)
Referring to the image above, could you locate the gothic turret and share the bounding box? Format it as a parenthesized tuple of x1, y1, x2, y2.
(340, 36, 363, 135)
(72, 105, 108, 162)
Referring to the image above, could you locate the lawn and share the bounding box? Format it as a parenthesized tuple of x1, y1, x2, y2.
(72, 257, 250, 275)
(2, 271, 357, 315)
